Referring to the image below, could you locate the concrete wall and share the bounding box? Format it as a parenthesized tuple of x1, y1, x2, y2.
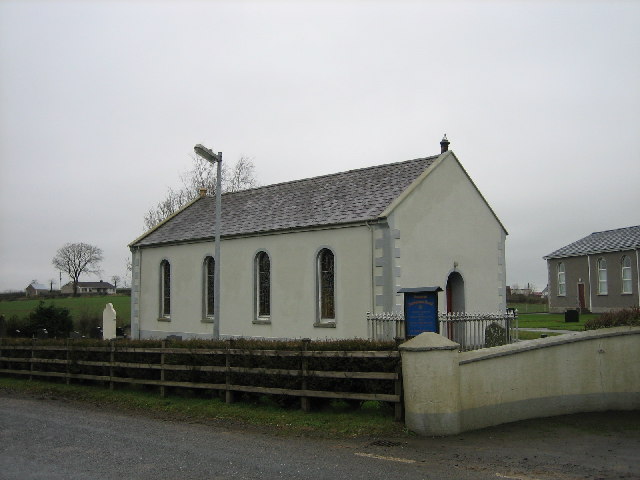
(134, 225, 374, 340)
(400, 327, 640, 436)
(391, 153, 507, 313)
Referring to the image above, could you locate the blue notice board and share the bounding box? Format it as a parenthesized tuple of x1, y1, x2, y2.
(399, 287, 442, 337)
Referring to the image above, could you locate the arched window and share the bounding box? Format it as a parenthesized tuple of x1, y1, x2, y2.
(597, 258, 608, 295)
(255, 251, 270, 318)
(557, 262, 566, 296)
(317, 249, 335, 321)
(204, 256, 215, 318)
(160, 260, 171, 318)
(622, 256, 632, 294)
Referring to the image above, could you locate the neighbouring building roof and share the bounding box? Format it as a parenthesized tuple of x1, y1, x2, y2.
(63, 281, 115, 289)
(543, 225, 640, 259)
(131, 155, 440, 248)
(27, 283, 49, 291)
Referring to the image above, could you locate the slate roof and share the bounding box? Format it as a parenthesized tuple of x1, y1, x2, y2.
(544, 225, 640, 259)
(132, 155, 439, 248)
(64, 281, 115, 289)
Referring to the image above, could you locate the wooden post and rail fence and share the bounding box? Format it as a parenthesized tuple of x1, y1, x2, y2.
(0, 339, 403, 421)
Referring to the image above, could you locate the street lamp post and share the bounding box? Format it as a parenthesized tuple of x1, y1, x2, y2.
(194, 144, 222, 340)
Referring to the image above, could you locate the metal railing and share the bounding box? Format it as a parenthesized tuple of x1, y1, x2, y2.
(367, 311, 518, 351)
(367, 312, 405, 341)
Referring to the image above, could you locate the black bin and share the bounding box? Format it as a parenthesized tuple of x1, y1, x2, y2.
(565, 309, 580, 322)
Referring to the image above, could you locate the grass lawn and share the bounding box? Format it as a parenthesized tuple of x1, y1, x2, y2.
(0, 377, 406, 439)
(516, 312, 596, 331)
(507, 302, 549, 313)
(0, 295, 131, 327)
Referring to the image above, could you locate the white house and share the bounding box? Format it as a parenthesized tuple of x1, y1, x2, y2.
(61, 281, 116, 295)
(129, 140, 507, 340)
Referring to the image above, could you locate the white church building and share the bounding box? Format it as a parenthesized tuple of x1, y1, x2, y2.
(129, 138, 507, 340)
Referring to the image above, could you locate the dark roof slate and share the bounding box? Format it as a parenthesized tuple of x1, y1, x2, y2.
(544, 225, 640, 259)
(132, 156, 438, 247)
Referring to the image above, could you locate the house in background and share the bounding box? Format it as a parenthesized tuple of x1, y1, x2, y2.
(544, 225, 640, 313)
(129, 138, 508, 340)
(61, 281, 116, 295)
(25, 282, 51, 297)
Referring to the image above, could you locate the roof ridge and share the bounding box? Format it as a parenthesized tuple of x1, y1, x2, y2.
(591, 225, 640, 236)
(219, 155, 439, 197)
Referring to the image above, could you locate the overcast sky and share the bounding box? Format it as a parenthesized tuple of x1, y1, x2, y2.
(1, 0, 638, 293)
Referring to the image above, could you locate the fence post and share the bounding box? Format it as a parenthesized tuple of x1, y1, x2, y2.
(30, 338, 35, 381)
(109, 340, 115, 391)
(225, 339, 234, 404)
(66, 339, 70, 385)
(160, 340, 166, 398)
(394, 348, 404, 422)
(300, 338, 311, 412)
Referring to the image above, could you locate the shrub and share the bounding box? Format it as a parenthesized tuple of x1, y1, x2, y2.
(584, 307, 640, 330)
(26, 301, 73, 338)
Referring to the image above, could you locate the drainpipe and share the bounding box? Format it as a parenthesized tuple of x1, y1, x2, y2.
(636, 249, 640, 307)
(366, 221, 375, 313)
(587, 254, 593, 312)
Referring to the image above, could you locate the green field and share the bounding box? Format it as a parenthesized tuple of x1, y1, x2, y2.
(516, 312, 596, 331)
(0, 295, 131, 327)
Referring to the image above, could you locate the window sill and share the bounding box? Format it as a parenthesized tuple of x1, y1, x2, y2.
(157, 317, 171, 322)
(253, 318, 271, 325)
(314, 321, 336, 328)
(201, 317, 214, 324)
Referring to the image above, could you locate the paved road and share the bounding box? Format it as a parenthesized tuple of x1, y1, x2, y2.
(0, 393, 638, 479)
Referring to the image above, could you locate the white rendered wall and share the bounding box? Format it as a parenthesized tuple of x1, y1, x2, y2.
(391, 154, 507, 313)
(136, 225, 374, 340)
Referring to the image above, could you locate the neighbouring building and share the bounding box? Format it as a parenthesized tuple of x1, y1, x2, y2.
(25, 283, 51, 297)
(129, 138, 508, 340)
(61, 281, 116, 295)
(544, 225, 640, 313)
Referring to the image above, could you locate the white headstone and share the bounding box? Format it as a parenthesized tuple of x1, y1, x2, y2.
(102, 303, 117, 340)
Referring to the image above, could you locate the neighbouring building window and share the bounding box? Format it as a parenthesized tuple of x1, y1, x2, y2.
(622, 256, 632, 294)
(317, 248, 335, 321)
(204, 256, 215, 317)
(255, 251, 270, 318)
(597, 258, 608, 295)
(557, 262, 566, 296)
(160, 260, 171, 317)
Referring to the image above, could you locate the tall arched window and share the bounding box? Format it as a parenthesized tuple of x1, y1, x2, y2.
(317, 248, 335, 321)
(204, 256, 215, 318)
(622, 256, 632, 294)
(557, 262, 566, 296)
(255, 251, 271, 319)
(597, 258, 608, 295)
(160, 260, 171, 318)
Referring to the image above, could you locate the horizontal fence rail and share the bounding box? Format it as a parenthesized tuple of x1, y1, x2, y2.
(0, 340, 403, 420)
(367, 311, 518, 351)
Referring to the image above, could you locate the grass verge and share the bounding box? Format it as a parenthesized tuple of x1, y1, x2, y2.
(0, 377, 408, 439)
(516, 330, 563, 340)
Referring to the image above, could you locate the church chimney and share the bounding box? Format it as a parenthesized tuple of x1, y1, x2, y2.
(440, 134, 450, 153)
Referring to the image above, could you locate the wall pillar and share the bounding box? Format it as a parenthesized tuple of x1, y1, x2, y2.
(399, 333, 461, 435)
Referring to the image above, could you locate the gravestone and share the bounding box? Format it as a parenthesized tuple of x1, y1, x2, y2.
(102, 303, 117, 340)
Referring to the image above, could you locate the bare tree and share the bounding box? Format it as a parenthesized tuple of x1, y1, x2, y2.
(143, 155, 258, 231)
(52, 243, 103, 296)
(111, 275, 121, 290)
